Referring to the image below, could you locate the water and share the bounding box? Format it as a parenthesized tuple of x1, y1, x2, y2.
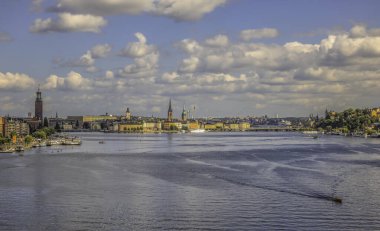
(0, 132, 379, 230)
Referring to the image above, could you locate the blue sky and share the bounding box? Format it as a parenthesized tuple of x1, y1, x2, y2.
(1, 0, 380, 118)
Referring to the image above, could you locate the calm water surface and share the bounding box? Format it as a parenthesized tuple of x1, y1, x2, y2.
(0, 132, 379, 230)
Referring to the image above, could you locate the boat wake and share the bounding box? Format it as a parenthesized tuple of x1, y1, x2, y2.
(211, 174, 342, 204)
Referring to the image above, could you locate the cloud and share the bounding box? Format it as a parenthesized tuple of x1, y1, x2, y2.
(179, 56, 200, 73)
(153, 0, 227, 21)
(77, 43, 111, 67)
(118, 52, 159, 78)
(30, 13, 107, 33)
(49, 0, 153, 15)
(350, 24, 380, 38)
(156, 25, 380, 114)
(118, 33, 159, 78)
(160, 72, 179, 83)
(176, 39, 203, 54)
(48, 0, 227, 21)
(56, 44, 111, 72)
(120, 33, 155, 57)
(90, 44, 112, 58)
(0, 32, 12, 42)
(204, 34, 229, 47)
(240, 28, 279, 41)
(105, 70, 114, 79)
(42, 71, 92, 90)
(0, 72, 36, 90)
(31, 0, 43, 12)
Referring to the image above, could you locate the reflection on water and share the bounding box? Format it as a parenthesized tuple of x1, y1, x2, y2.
(0, 132, 379, 230)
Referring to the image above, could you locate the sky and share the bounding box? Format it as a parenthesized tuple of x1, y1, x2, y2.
(1, 0, 380, 118)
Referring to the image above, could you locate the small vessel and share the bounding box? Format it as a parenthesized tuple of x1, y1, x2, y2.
(302, 130, 318, 134)
(332, 197, 342, 204)
(62, 137, 82, 145)
(190, 129, 206, 133)
(47, 139, 63, 146)
(312, 135, 319, 139)
(15, 146, 24, 152)
(99, 140, 105, 144)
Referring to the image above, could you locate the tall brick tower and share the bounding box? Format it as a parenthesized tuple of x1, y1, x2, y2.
(35, 86, 43, 121)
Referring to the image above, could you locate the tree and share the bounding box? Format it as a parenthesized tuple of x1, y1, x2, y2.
(33, 130, 46, 139)
(43, 117, 49, 127)
(75, 120, 80, 129)
(24, 135, 33, 144)
(41, 127, 55, 136)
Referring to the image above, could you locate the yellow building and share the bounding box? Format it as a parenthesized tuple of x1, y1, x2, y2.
(143, 121, 162, 132)
(0, 117, 5, 137)
(205, 123, 217, 130)
(215, 122, 224, 129)
(226, 123, 240, 130)
(370, 108, 380, 118)
(119, 123, 143, 132)
(163, 121, 182, 130)
(68, 115, 119, 123)
(239, 122, 251, 131)
(188, 121, 200, 130)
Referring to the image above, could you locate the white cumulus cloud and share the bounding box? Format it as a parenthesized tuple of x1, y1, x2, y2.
(42, 71, 92, 90)
(153, 0, 227, 21)
(30, 13, 107, 33)
(120, 33, 155, 57)
(205, 34, 229, 47)
(49, 0, 227, 21)
(0, 72, 36, 90)
(240, 28, 279, 41)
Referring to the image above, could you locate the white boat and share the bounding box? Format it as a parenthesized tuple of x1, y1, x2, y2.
(190, 129, 206, 133)
(47, 139, 63, 146)
(302, 130, 319, 134)
(62, 138, 81, 145)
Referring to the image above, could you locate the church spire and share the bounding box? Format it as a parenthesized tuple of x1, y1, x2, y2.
(168, 98, 172, 113)
(167, 98, 173, 121)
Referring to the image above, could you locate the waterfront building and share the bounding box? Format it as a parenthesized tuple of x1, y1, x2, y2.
(90, 122, 102, 131)
(370, 108, 380, 118)
(143, 121, 162, 132)
(0, 117, 5, 137)
(188, 121, 200, 130)
(4, 119, 30, 137)
(35, 87, 43, 121)
(62, 123, 74, 130)
(225, 123, 240, 131)
(48, 112, 64, 129)
(119, 122, 143, 132)
(205, 123, 217, 130)
(163, 121, 182, 131)
(215, 122, 224, 130)
(67, 115, 119, 127)
(168, 99, 173, 122)
(110, 122, 119, 132)
(239, 122, 251, 131)
(126, 108, 131, 120)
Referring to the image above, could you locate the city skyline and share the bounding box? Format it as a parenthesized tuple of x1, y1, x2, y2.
(1, 0, 380, 118)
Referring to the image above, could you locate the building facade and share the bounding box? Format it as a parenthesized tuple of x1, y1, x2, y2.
(4, 119, 30, 137)
(0, 117, 5, 137)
